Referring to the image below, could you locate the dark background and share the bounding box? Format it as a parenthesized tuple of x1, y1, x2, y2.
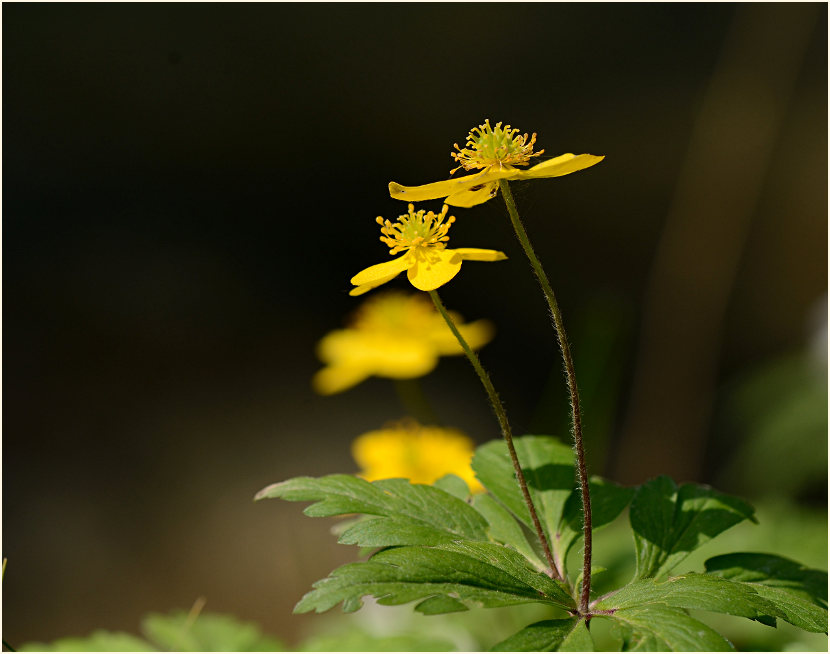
(3, 2, 827, 647)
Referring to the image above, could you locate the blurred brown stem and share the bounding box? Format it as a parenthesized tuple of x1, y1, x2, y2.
(615, 4, 819, 484)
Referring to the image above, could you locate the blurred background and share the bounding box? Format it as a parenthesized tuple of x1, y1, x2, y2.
(3, 2, 827, 650)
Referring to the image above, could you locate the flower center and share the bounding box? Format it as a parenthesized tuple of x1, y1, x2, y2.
(450, 119, 544, 174)
(377, 203, 455, 256)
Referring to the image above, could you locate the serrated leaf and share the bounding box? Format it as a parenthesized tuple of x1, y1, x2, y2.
(472, 492, 547, 571)
(257, 474, 488, 544)
(295, 542, 575, 615)
(472, 436, 575, 544)
(436, 541, 573, 606)
(557, 476, 634, 561)
(704, 552, 827, 603)
(705, 553, 828, 633)
(338, 517, 462, 546)
(630, 476, 755, 579)
(594, 573, 781, 624)
(600, 603, 733, 651)
(490, 618, 592, 651)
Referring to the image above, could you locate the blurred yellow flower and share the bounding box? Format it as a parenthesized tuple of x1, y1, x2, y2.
(352, 419, 484, 493)
(389, 119, 605, 208)
(350, 203, 506, 296)
(313, 291, 494, 395)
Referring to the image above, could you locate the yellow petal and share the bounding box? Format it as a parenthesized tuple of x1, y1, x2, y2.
(445, 181, 499, 208)
(371, 338, 438, 378)
(388, 167, 512, 203)
(312, 365, 372, 395)
(406, 249, 462, 291)
(349, 283, 379, 297)
(389, 178, 466, 203)
(430, 318, 495, 355)
(315, 329, 438, 390)
(350, 255, 410, 287)
(452, 248, 508, 262)
(517, 153, 605, 179)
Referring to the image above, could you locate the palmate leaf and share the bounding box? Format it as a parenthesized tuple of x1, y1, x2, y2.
(630, 475, 756, 579)
(600, 604, 734, 651)
(490, 617, 593, 651)
(472, 438, 634, 571)
(256, 474, 488, 545)
(705, 553, 828, 632)
(295, 542, 575, 615)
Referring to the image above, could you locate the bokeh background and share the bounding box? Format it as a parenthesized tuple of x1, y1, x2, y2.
(3, 2, 827, 650)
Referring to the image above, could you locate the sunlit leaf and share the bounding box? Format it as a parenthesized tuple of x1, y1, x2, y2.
(630, 476, 755, 579)
(705, 553, 828, 632)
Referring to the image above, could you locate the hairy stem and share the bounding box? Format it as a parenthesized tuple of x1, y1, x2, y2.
(498, 178, 593, 615)
(428, 289, 561, 581)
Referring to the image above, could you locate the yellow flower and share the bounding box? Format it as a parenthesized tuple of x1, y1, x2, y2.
(313, 291, 494, 395)
(388, 119, 605, 208)
(350, 203, 506, 296)
(352, 419, 484, 493)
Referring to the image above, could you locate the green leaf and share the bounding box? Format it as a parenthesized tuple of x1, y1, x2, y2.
(559, 620, 595, 652)
(558, 476, 634, 561)
(472, 492, 547, 571)
(433, 473, 471, 500)
(600, 604, 734, 651)
(414, 595, 468, 614)
(257, 474, 488, 544)
(705, 553, 828, 632)
(338, 517, 463, 547)
(472, 436, 575, 544)
(436, 541, 573, 606)
(490, 618, 593, 651)
(295, 542, 575, 615)
(594, 574, 781, 624)
(141, 611, 284, 651)
(630, 476, 755, 579)
(19, 631, 155, 652)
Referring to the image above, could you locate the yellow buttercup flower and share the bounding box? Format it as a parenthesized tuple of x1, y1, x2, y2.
(313, 291, 494, 395)
(352, 419, 484, 493)
(389, 119, 605, 208)
(349, 203, 506, 296)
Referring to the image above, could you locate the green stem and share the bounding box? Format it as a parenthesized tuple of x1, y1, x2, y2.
(428, 289, 561, 582)
(498, 178, 593, 615)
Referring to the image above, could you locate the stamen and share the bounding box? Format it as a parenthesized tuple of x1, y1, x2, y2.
(376, 204, 456, 256)
(450, 118, 544, 174)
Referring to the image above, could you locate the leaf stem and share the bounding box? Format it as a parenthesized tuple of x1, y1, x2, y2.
(428, 289, 561, 581)
(498, 178, 593, 615)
